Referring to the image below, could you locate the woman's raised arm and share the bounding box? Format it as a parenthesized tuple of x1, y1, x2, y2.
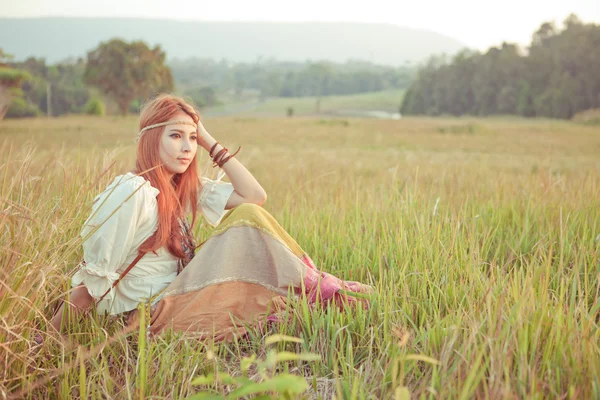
(197, 120, 267, 209)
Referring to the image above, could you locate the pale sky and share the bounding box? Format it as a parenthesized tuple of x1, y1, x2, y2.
(2, 0, 599, 50)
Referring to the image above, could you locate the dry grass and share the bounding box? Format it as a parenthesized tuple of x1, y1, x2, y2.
(1, 115, 599, 399)
(572, 108, 600, 125)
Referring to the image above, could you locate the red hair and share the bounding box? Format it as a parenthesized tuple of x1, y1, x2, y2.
(135, 94, 200, 260)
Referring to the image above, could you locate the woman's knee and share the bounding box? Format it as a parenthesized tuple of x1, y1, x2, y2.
(227, 202, 273, 224)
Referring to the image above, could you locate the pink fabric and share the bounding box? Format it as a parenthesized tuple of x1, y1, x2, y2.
(300, 254, 370, 305)
(266, 254, 372, 323)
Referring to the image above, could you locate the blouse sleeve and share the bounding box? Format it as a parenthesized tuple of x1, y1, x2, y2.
(71, 177, 149, 305)
(199, 170, 235, 227)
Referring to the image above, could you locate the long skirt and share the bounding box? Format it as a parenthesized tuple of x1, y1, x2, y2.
(128, 203, 372, 342)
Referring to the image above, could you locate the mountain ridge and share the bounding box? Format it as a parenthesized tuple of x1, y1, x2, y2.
(0, 17, 467, 65)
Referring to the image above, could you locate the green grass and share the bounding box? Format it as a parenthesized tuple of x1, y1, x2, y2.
(204, 89, 405, 117)
(1, 115, 599, 398)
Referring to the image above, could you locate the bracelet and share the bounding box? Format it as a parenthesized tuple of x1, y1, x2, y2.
(212, 148, 229, 167)
(216, 146, 242, 168)
(209, 141, 221, 158)
(209, 140, 242, 168)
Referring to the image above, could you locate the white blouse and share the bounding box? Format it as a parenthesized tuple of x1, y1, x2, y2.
(71, 171, 235, 315)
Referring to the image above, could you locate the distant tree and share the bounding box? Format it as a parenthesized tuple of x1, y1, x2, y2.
(13, 57, 92, 116)
(516, 81, 534, 117)
(184, 86, 220, 108)
(259, 70, 282, 99)
(401, 15, 600, 119)
(5, 97, 41, 118)
(0, 48, 14, 64)
(170, 58, 415, 98)
(84, 97, 105, 116)
(0, 48, 31, 120)
(84, 39, 173, 115)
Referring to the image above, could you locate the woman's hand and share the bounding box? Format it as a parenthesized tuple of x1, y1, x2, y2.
(196, 119, 216, 152)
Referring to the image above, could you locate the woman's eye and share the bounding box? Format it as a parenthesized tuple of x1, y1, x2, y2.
(170, 134, 181, 139)
(191, 136, 198, 140)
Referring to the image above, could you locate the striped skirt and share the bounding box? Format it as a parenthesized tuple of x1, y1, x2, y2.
(127, 203, 372, 342)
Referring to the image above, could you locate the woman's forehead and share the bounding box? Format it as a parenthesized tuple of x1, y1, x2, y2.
(166, 123, 196, 133)
(165, 113, 197, 132)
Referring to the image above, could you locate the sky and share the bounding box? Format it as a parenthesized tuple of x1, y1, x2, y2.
(2, 0, 599, 50)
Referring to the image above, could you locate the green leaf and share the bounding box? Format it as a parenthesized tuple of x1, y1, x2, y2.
(216, 373, 234, 385)
(190, 374, 215, 385)
(185, 392, 224, 400)
(232, 376, 254, 386)
(274, 351, 321, 363)
(337, 288, 373, 300)
(228, 375, 309, 398)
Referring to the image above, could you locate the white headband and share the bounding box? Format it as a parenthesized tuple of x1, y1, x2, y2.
(137, 120, 197, 140)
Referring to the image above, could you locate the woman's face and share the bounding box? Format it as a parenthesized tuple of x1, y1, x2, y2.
(159, 112, 198, 177)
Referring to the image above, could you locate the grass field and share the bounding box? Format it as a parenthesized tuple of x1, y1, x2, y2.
(1, 115, 599, 398)
(204, 89, 405, 117)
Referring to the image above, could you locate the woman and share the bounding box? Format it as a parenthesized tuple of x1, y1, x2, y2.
(47, 94, 371, 342)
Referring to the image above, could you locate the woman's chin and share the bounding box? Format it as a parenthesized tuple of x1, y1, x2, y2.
(165, 167, 189, 177)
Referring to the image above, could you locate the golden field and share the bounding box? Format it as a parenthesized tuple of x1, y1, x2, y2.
(1, 115, 599, 399)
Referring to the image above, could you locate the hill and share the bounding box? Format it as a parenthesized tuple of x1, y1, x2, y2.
(0, 18, 466, 65)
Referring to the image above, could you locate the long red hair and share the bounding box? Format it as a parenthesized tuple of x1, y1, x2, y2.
(134, 94, 200, 259)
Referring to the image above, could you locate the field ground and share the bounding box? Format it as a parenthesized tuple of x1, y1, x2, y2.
(1, 115, 599, 398)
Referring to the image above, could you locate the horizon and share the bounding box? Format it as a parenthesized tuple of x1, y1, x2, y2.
(2, 0, 599, 50)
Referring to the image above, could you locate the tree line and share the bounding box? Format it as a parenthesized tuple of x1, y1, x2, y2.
(0, 49, 32, 119)
(401, 15, 600, 119)
(171, 58, 414, 98)
(4, 40, 174, 117)
(2, 39, 414, 119)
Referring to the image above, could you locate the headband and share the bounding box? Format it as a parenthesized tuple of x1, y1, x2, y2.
(137, 120, 197, 140)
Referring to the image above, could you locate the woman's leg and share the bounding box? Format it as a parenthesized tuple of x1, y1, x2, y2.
(216, 203, 372, 303)
(217, 203, 305, 256)
(147, 202, 371, 339)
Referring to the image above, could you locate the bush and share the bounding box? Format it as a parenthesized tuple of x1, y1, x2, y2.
(5, 97, 41, 118)
(0, 67, 31, 87)
(128, 98, 141, 114)
(84, 97, 105, 116)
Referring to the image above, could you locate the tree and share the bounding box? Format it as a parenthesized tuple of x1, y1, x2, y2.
(84, 39, 173, 115)
(401, 15, 600, 119)
(0, 48, 31, 120)
(184, 86, 220, 108)
(12, 57, 92, 116)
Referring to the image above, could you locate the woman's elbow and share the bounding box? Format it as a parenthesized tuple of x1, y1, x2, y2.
(253, 190, 267, 206)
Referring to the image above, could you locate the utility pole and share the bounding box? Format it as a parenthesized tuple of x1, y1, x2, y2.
(46, 83, 52, 117)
